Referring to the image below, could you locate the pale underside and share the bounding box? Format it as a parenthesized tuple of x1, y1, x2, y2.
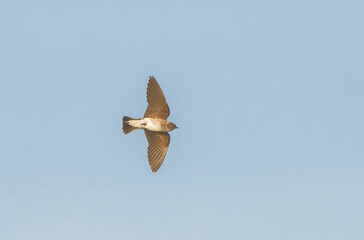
(127, 118, 166, 132)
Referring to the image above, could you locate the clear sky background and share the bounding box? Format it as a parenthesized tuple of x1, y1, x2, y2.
(1, 1, 363, 239)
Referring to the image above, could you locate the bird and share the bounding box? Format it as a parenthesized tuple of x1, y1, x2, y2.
(122, 76, 178, 173)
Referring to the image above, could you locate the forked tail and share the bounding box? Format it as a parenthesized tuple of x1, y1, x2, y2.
(122, 116, 138, 134)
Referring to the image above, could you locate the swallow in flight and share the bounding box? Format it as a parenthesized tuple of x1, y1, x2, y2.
(123, 76, 177, 172)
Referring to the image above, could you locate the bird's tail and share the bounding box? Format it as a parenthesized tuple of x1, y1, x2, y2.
(122, 116, 138, 134)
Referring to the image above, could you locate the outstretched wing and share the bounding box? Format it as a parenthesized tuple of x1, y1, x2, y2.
(144, 76, 170, 119)
(144, 130, 170, 173)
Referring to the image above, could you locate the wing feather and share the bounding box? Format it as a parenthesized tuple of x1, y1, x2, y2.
(144, 76, 170, 119)
(144, 130, 170, 173)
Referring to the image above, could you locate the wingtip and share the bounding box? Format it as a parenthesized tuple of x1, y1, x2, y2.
(149, 76, 156, 82)
(149, 164, 157, 173)
(151, 167, 160, 173)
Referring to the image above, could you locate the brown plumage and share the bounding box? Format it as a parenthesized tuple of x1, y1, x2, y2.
(144, 76, 170, 119)
(144, 130, 170, 172)
(122, 76, 177, 173)
(122, 116, 138, 134)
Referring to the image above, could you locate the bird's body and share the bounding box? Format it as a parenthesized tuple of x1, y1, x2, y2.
(122, 76, 177, 173)
(127, 118, 175, 132)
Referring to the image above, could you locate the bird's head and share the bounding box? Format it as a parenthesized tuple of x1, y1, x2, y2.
(167, 122, 178, 131)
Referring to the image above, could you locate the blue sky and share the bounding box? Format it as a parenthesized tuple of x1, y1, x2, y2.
(1, 1, 363, 239)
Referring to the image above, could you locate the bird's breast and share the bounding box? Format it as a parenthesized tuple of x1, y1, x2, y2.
(143, 118, 167, 132)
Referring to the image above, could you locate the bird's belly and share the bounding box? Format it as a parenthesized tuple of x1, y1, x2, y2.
(128, 118, 165, 132)
(144, 118, 165, 132)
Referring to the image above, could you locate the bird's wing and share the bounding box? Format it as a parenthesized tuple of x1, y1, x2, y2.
(144, 76, 170, 119)
(144, 130, 170, 173)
